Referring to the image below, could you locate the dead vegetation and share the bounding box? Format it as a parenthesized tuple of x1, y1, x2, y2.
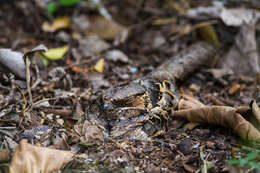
(0, 0, 260, 173)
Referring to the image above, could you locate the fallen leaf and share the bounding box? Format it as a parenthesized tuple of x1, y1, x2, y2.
(105, 50, 129, 63)
(84, 15, 126, 40)
(221, 8, 260, 26)
(0, 49, 25, 79)
(72, 15, 90, 31)
(251, 100, 260, 125)
(189, 83, 200, 93)
(42, 16, 71, 32)
(186, 4, 260, 26)
(82, 120, 104, 142)
(0, 149, 10, 162)
(186, 2, 223, 20)
(205, 68, 233, 79)
(179, 94, 205, 110)
(87, 72, 110, 91)
(183, 162, 196, 172)
(199, 25, 219, 47)
(41, 45, 69, 60)
(93, 58, 104, 73)
(9, 139, 74, 173)
(78, 35, 110, 56)
(228, 84, 241, 95)
(174, 106, 260, 142)
(183, 122, 200, 130)
(218, 23, 259, 76)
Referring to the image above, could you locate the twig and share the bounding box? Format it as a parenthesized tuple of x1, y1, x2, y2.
(31, 64, 41, 90)
(63, 57, 98, 70)
(25, 55, 32, 103)
(0, 83, 9, 90)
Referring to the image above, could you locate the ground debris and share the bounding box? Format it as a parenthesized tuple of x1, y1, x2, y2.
(1, 0, 260, 172)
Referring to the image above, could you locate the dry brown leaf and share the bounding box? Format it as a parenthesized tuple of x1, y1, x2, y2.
(251, 100, 260, 124)
(183, 162, 196, 173)
(85, 15, 126, 40)
(180, 93, 205, 106)
(9, 139, 74, 173)
(82, 120, 104, 142)
(0, 150, 10, 163)
(174, 106, 260, 142)
(42, 16, 71, 33)
(178, 97, 205, 110)
(183, 122, 200, 130)
(228, 84, 241, 95)
(218, 23, 259, 76)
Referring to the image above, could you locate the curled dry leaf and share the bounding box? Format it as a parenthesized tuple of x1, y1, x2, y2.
(178, 94, 205, 110)
(174, 106, 260, 142)
(251, 100, 260, 124)
(9, 139, 74, 173)
(178, 99, 205, 110)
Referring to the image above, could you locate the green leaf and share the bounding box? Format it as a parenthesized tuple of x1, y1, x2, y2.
(40, 55, 49, 66)
(47, 1, 59, 13)
(245, 152, 259, 161)
(239, 158, 248, 166)
(248, 161, 260, 169)
(227, 159, 240, 165)
(41, 45, 69, 60)
(60, 0, 81, 6)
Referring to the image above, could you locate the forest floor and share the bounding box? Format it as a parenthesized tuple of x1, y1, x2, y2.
(0, 0, 260, 173)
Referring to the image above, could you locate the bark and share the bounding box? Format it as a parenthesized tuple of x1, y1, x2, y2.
(149, 41, 215, 81)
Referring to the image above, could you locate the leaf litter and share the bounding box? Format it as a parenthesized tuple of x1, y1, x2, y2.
(0, 0, 260, 173)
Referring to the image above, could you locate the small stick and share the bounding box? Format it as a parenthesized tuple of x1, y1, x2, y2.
(25, 55, 32, 103)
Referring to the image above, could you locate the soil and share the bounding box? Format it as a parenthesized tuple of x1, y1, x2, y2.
(0, 0, 259, 173)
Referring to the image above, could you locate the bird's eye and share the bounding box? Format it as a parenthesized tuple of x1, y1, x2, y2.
(103, 103, 109, 109)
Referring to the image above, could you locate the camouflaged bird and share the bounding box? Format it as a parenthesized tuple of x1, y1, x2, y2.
(87, 42, 215, 140)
